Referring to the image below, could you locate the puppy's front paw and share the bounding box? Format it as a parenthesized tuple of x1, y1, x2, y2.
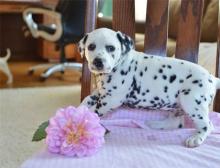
(185, 134, 204, 148)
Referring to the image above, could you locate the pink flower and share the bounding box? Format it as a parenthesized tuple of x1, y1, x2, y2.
(45, 106, 105, 157)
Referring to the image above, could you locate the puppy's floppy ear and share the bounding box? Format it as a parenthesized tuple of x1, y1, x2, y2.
(78, 34, 88, 57)
(116, 31, 134, 55)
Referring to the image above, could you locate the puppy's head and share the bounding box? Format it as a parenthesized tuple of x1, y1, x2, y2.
(78, 28, 134, 74)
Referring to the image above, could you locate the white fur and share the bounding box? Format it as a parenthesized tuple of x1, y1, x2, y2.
(0, 49, 13, 84)
(79, 28, 220, 147)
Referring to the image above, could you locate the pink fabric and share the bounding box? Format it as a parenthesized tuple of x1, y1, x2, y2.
(21, 108, 220, 168)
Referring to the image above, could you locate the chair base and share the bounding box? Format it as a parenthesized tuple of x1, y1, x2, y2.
(28, 62, 82, 81)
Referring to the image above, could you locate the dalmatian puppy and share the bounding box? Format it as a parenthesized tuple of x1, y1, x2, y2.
(79, 28, 220, 147)
(0, 49, 13, 84)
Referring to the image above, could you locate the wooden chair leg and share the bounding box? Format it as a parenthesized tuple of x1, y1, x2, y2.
(214, 91, 220, 112)
(81, 0, 97, 102)
(214, 38, 220, 112)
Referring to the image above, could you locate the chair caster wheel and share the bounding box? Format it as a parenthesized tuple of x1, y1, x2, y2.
(39, 76, 47, 82)
(28, 69, 34, 75)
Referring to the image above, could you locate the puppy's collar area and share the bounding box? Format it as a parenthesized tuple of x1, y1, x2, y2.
(113, 52, 128, 70)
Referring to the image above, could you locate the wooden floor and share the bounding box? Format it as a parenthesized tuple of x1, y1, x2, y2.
(0, 62, 81, 88)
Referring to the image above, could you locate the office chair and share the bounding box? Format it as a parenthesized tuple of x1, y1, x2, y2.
(23, 0, 86, 81)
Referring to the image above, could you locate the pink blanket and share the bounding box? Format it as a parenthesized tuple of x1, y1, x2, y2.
(21, 108, 220, 168)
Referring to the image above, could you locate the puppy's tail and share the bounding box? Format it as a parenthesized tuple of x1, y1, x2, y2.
(1, 48, 11, 61)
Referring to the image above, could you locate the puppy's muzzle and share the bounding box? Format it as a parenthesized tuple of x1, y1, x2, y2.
(93, 58, 104, 70)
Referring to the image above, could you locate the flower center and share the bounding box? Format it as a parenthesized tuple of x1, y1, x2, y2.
(66, 123, 86, 144)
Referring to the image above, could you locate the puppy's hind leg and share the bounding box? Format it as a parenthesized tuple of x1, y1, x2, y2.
(179, 95, 213, 147)
(146, 109, 185, 130)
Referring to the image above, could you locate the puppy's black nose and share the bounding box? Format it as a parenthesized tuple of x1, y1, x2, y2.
(93, 58, 104, 70)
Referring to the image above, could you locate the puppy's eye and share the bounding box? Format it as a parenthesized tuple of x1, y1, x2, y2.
(106, 45, 115, 52)
(88, 43, 96, 51)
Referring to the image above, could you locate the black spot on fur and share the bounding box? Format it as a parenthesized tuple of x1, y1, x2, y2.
(192, 80, 199, 84)
(129, 76, 141, 98)
(164, 86, 168, 93)
(144, 56, 149, 59)
(113, 86, 117, 89)
(94, 110, 99, 115)
(100, 95, 106, 99)
(162, 65, 166, 68)
(134, 66, 137, 71)
(199, 84, 203, 87)
(159, 69, 163, 73)
(167, 65, 172, 69)
(182, 89, 191, 95)
(144, 67, 148, 71)
(162, 75, 167, 80)
(107, 75, 112, 83)
(195, 99, 201, 105)
(140, 71, 143, 77)
(154, 97, 159, 100)
(122, 80, 125, 84)
(90, 95, 99, 101)
(112, 67, 117, 72)
(146, 89, 150, 93)
(186, 74, 192, 79)
(142, 92, 146, 96)
(169, 75, 176, 83)
(116, 33, 132, 55)
(82, 34, 88, 44)
(120, 68, 129, 75)
(203, 127, 207, 131)
(179, 79, 184, 83)
(178, 124, 183, 128)
(208, 79, 213, 83)
(154, 75, 158, 80)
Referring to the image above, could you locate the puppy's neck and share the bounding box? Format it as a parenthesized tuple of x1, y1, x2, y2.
(113, 49, 134, 70)
(95, 50, 135, 79)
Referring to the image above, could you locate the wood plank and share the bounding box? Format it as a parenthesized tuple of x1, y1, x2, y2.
(214, 1, 220, 112)
(81, 0, 96, 102)
(144, 0, 169, 56)
(214, 43, 220, 112)
(175, 0, 204, 63)
(112, 0, 135, 39)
